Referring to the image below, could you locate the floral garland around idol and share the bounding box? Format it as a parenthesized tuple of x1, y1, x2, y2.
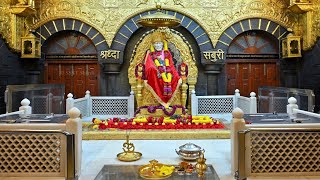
(150, 40, 173, 96)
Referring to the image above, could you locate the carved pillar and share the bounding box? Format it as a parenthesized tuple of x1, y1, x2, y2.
(204, 64, 224, 95)
(26, 70, 40, 84)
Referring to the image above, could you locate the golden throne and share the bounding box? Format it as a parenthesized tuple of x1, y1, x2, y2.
(128, 28, 198, 117)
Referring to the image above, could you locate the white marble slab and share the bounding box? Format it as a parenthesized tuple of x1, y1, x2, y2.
(80, 139, 232, 180)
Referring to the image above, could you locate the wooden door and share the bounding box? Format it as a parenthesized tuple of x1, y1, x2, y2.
(227, 30, 279, 95)
(47, 63, 99, 98)
(44, 31, 99, 98)
(227, 62, 279, 96)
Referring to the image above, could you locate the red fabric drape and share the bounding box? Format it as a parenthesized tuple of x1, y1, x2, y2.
(144, 50, 181, 105)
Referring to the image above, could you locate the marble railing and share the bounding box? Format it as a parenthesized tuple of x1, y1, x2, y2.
(0, 107, 82, 179)
(231, 97, 320, 179)
(66, 90, 135, 118)
(191, 89, 257, 117)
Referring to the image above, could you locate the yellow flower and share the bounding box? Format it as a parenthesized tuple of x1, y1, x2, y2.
(133, 117, 147, 123)
(93, 118, 102, 124)
(92, 125, 99, 129)
(165, 58, 169, 66)
(154, 59, 161, 66)
(163, 119, 176, 123)
(157, 165, 174, 176)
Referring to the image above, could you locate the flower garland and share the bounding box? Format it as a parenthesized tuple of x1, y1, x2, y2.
(90, 116, 225, 130)
(150, 41, 173, 96)
(134, 105, 186, 117)
(178, 63, 188, 78)
(135, 63, 145, 80)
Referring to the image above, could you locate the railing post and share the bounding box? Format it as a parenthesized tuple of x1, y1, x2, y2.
(19, 98, 32, 114)
(249, 92, 257, 114)
(5, 86, 9, 113)
(66, 107, 82, 178)
(47, 92, 53, 114)
(231, 107, 245, 176)
(287, 97, 299, 118)
(128, 91, 135, 118)
(234, 89, 240, 108)
(85, 90, 91, 116)
(66, 93, 74, 113)
(191, 90, 198, 115)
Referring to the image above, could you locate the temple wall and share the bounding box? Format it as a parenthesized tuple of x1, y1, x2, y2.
(0, 0, 320, 107)
(0, 37, 26, 113)
(301, 39, 320, 112)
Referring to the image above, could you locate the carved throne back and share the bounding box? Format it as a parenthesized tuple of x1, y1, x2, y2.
(128, 28, 198, 114)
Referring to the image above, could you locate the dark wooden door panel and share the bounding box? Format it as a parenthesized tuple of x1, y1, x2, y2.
(227, 64, 237, 94)
(86, 64, 99, 96)
(239, 64, 250, 96)
(62, 64, 73, 96)
(47, 64, 60, 83)
(251, 63, 264, 96)
(265, 63, 278, 87)
(73, 64, 86, 98)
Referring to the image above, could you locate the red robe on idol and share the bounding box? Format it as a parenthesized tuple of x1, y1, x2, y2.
(144, 49, 182, 107)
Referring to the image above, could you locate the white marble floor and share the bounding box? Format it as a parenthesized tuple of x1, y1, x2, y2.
(80, 139, 232, 180)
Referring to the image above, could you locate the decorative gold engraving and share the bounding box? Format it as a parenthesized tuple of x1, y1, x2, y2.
(0, 0, 318, 52)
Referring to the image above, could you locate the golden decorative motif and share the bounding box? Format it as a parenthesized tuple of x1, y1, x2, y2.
(312, 4, 320, 48)
(0, 1, 12, 48)
(0, 0, 319, 52)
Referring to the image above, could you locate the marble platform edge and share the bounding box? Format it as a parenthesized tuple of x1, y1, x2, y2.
(82, 129, 230, 140)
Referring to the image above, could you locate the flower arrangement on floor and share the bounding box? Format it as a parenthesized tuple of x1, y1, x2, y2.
(90, 115, 224, 130)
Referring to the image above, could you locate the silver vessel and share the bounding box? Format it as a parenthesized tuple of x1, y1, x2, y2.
(175, 143, 205, 160)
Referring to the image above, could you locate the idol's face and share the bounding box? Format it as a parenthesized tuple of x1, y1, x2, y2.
(153, 41, 164, 51)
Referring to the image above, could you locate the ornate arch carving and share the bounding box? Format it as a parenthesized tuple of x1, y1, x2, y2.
(34, 18, 109, 58)
(112, 9, 213, 64)
(216, 18, 289, 51)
